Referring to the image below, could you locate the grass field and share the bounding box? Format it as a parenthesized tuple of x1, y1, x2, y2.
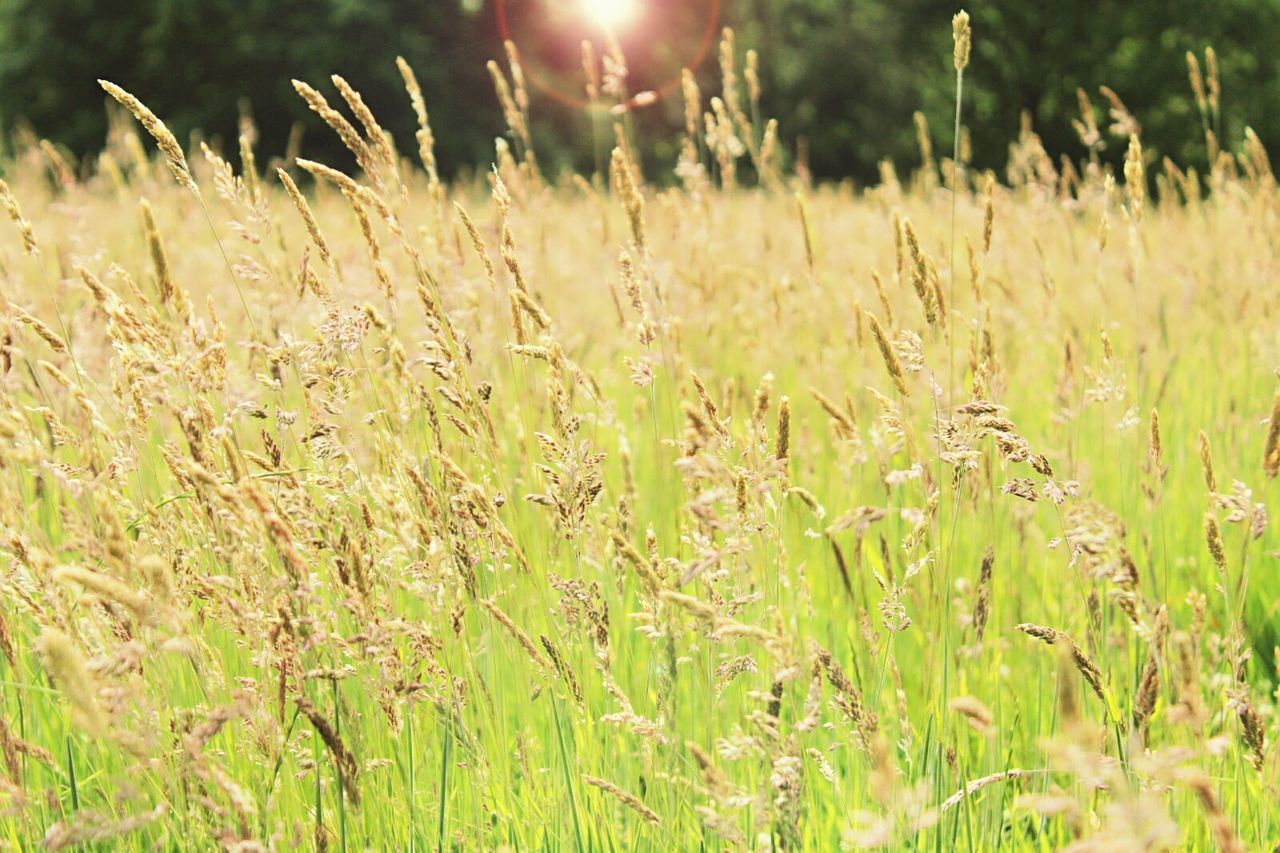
(0, 19, 1278, 851)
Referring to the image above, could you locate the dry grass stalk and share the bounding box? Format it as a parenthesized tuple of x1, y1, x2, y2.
(35, 631, 103, 736)
(582, 774, 661, 825)
(139, 199, 178, 308)
(481, 598, 550, 669)
(0, 179, 38, 255)
(901, 219, 938, 325)
(1182, 770, 1245, 853)
(396, 56, 439, 185)
(12, 307, 68, 356)
(53, 565, 151, 622)
(1198, 430, 1217, 494)
(295, 696, 360, 807)
(1263, 388, 1280, 479)
(293, 79, 382, 186)
(1017, 624, 1108, 706)
(972, 546, 994, 641)
(611, 146, 647, 251)
(939, 769, 1028, 814)
(331, 74, 397, 177)
(868, 312, 910, 396)
(948, 695, 993, 733)
(775, 396, 791, 461)
(277, 168, 334, 268)
(98, 81, 196, 193)
(1203, 512, 1227, 574)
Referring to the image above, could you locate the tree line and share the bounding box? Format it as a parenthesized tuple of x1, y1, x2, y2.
(1, 0, 1276, 183)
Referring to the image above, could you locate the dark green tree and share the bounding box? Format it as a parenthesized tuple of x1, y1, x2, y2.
(3, 0, 1280, 182)
(0, 0, 499, 175)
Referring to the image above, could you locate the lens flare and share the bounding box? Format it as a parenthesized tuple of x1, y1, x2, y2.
(584, 0, 639, 29)
(495, 0, 720, 112)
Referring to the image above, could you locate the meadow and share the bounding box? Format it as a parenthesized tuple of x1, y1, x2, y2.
(0, 15, 1278, 850)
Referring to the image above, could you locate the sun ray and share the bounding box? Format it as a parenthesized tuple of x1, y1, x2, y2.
(583, 0, 638, 29)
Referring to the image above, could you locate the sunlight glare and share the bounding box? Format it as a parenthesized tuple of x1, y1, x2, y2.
(584, 0, 639, 29)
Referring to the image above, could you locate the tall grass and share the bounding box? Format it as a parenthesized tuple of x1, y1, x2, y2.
(0, 15, 1276, 851)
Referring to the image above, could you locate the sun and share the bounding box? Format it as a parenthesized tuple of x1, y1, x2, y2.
(583, 0, 639, 29)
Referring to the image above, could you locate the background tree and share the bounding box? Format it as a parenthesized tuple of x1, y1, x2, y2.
(2, 0, 1279, 182)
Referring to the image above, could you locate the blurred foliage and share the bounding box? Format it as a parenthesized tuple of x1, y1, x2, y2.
(735, 0, 1280, 181)
(1, 0, 1279, 182)
(0, 0, 499, 176)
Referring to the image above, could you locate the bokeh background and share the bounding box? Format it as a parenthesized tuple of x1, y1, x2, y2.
(1, 0, 1276, 182)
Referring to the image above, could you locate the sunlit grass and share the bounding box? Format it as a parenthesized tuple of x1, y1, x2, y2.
(0, 21, 1276, 853)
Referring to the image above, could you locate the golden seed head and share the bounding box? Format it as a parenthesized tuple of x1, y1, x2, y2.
(99, 80, 197, 194)
(775, 396, 791, 461)
(1263, 389, 1280, 480)
(1204, 512, 1227, 573)
(1198, 430, 1217, 494)
(952, 11, 971, 72)
(1149, 408, 1164, 470)
(36, 630, 103, 736)
(868, 312, 909, 396)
